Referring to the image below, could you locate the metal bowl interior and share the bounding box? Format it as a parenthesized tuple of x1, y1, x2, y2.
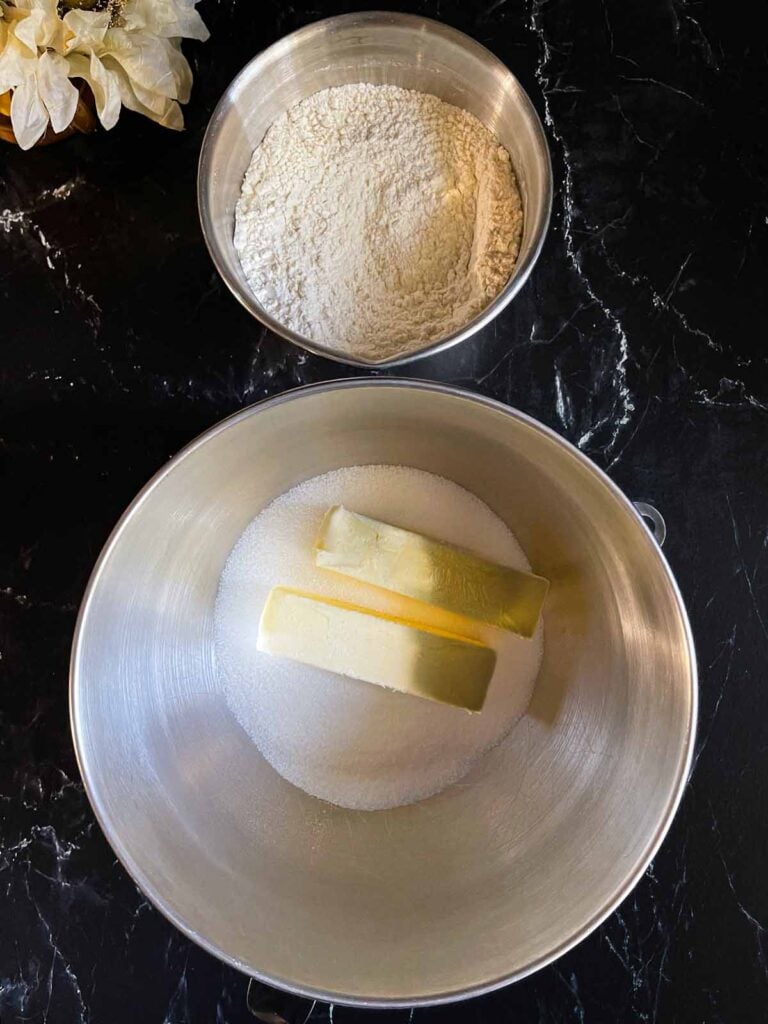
(197, 12, 552, 367)
(71, 380, 696, 1007)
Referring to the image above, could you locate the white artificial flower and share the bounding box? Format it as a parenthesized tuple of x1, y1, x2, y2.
(0, 0, 208, 149)
(0, 2, 63, 147)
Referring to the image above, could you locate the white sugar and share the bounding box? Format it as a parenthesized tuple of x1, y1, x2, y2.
(214, 465, 543, 811)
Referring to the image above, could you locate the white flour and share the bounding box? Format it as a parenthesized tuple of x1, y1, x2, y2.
(234, 84, 523, 360)
(214, 465, 543, 811)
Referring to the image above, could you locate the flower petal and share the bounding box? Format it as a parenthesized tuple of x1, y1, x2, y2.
(103, 55, 184, 129)
(10, 71, 48, 149)
(122, 0, 209, 42)
(12, 10, 45, 53)
(166, 39, 192, 104)
(37, 49, 78, 132)
(13, 5, 63, 53)
(102, 29, 179, 98)
(12, 0, 59, 13)
(0, 37, 31, 93)
(87, 49, 120, 130)
(62, 9, 110, 51)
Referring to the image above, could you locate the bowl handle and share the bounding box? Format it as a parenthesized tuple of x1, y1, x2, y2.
(246, 979, 317, 1024)
(633, 502, 667, 548)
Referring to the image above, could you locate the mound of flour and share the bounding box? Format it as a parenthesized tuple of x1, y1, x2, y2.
(214, 466, 543, 811)
(234, 84, 523, 360)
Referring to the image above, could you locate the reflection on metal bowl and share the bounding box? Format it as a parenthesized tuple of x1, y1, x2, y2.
(70, 379, 696, 1008)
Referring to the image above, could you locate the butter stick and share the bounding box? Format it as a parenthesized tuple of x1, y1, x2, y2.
(257, 587, 495, 712)
(315, 506, 548, 638)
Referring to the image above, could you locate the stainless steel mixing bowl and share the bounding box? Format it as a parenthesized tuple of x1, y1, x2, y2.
(197, 12, 552, 367)
(70, 380, 696, 1007)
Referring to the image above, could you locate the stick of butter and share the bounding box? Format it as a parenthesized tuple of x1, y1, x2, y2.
(257, 587, 495, 712)
(315, 506, 548, 638)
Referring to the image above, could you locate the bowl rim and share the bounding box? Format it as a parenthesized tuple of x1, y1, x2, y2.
(70, 378, 697, 1008)
(196, 10, 553, 368)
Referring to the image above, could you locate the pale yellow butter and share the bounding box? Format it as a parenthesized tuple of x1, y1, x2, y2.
(257, 587, 495, 712)
(315, 506, 548, 638)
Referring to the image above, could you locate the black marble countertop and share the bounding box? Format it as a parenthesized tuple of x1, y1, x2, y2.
(2, 1, 766, 1022)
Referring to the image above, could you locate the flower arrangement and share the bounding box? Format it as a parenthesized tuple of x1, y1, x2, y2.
(0, 0, 208, 148)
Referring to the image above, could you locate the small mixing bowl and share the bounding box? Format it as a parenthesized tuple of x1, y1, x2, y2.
(197, 12, 552, 367)
(71, 379, 696, 1008)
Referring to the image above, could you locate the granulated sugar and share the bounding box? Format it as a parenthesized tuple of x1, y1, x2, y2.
(214, 465, 543, 811)
(234, 84, 523, 361)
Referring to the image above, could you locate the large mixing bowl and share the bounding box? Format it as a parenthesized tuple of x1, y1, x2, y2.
(198, 12, 552, 367)
(70, 380, 696, 1007)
